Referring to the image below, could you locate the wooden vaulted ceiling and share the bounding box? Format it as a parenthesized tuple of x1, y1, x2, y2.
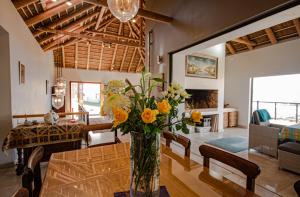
(226, 18, 300, 55)
(12, 0, 173, 73)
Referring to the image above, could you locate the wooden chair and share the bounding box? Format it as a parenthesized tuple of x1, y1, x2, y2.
(163, 131, 191, 157)
(83, 123, 121, 147)
(199, 145, 261, 192)
(22, 146, 44, 197)
(12, 187, 29, 197)
(294, 180, 300, 196)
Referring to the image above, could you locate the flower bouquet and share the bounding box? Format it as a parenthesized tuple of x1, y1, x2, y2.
(103, 72, 202, 197)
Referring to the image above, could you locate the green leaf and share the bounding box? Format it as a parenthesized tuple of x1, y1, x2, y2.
(144, 125, 151, 134)
(151, 78, 165, 83)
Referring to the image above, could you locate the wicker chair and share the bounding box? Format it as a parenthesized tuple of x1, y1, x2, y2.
(249, 110, 281, 157)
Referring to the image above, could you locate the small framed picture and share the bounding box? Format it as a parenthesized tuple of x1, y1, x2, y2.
(19, 62, 25, 84)
(46, 80, 49, 94)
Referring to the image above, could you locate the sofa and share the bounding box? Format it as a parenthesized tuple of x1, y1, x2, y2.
(249, 110, 282, 157)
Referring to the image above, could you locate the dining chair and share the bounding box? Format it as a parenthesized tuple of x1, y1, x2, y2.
(22, 146, 44, 197)
(163, 131, 191, 157)
(199, 144, 261, 192)
(11, 187, 29, 197)
(294, 180, 300, 196)
(83, 123, 121, 147)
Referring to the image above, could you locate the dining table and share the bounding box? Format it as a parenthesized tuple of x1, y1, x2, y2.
(40, 143, 257, 197)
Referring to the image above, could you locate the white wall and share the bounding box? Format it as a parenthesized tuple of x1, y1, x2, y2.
(62, 68, 141, 111)
(0, 0, 54, 164)
(225, 39, 300, 127)
(172, 44, 226, 132)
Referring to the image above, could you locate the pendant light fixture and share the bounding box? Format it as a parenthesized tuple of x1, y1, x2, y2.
(107, 0, 140, 22)
(52, 47, 66, 110)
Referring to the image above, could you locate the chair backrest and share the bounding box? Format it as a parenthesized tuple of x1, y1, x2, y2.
(163, 131, 191, 157)
(12, 187, 29, 197)
(199, 145, 260, 192)
(83, 123, 120, 147)
(22, 146, 44, 197)
(294, 180, 300, 196)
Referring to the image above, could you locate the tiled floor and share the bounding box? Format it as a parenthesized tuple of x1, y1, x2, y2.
(1, 128, 299, 196)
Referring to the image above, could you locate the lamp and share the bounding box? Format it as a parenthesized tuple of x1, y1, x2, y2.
(52, 95, 64, 109)
(107, 0, 139, 22)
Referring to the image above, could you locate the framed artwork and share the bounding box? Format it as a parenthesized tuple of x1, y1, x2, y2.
(19, 61, 25, 84)
(185, 54, 218, 79)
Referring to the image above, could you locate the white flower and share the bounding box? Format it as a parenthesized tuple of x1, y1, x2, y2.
(161, 91, 168, 97)
(171, 82, 182, 90)
(180, 90, 190, 98)
(174, 94, 180, 100)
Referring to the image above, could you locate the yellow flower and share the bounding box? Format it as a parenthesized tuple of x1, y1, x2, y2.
(141, 108, 158, 124)
(191, 111, 203, 123)
(156, 99, 172, 114)
(112, 108, 128, 127)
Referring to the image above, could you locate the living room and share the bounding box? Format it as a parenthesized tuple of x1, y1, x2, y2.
(1, 0, 300, 197)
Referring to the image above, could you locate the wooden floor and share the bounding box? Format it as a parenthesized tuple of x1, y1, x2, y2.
(0, 128, 299, 196)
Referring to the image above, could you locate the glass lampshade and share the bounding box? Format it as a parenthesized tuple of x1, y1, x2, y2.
(107, 0, 139, 22)
(52, 95, 64, 109)
(56, 77, 66, 89)
(54, 86, 66, 96)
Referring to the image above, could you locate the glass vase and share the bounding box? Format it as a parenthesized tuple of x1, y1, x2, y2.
(130, 132, 160, 197)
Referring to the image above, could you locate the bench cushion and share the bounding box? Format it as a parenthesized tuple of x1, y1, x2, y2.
(278, 142, 300, 155)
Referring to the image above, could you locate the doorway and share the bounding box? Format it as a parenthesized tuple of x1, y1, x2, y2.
(70, 82, 103, 117)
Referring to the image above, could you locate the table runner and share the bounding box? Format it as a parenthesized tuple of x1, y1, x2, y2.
(2, 119, 85, 151)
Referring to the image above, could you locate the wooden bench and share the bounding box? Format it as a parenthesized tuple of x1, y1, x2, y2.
(199, 145, 261, 192)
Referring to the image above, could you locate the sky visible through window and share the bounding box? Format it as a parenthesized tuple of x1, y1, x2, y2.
(252, 74, 300, 122)
(253, 74, 300, 103)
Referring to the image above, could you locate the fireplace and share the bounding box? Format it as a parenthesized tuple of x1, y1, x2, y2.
(185, 89, 218, 109)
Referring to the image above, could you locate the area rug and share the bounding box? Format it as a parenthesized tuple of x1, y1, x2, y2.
(206, 137, 248, 153)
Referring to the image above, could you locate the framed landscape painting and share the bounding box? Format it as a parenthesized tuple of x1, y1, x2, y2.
(185, 54, 218, 79)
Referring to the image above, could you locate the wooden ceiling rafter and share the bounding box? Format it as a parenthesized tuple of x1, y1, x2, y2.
(227, 17, 300, 56)
(293, 18, 300, 37)
(25, 0, 83, 26)
(13, 0, 39, 9)
(265, 28, 277, 44)
(14, 0, 147, 73)
(128, 47, 137, 72)
(84, 0, 173, 23)
(33, 4, 95, 37)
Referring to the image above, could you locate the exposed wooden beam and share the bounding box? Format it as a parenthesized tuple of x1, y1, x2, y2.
(128, 47, 137, 72)
(33, 4, 95, 37)
(293, 18, 300, 37)
(41, 21, 97, 50)
(135, 57, 142, 72)
(86, 43, 91, 70)
(265, 28, 277, 44)
(75, 42, 78, 69)
(232, 38, 255, 46)
(47, 37, 79, 51)
(120, 46, 128, 71)
(38, 11, 99, 44)
(95, 7, 106, 30)
(226, 43, 235, 55)
(13, 0, 39, 9)
(241, 36, 253, 50)
(62, 46, 65, 67)
(39, 27, 143, 48)
(84, 0, 173, 23)
(127, 21, 139, 39)
(25, 0, 82, 26)
(111, 45, 118, 71)
(98, 43, 104, 70)
(86, 30, 140, 41)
